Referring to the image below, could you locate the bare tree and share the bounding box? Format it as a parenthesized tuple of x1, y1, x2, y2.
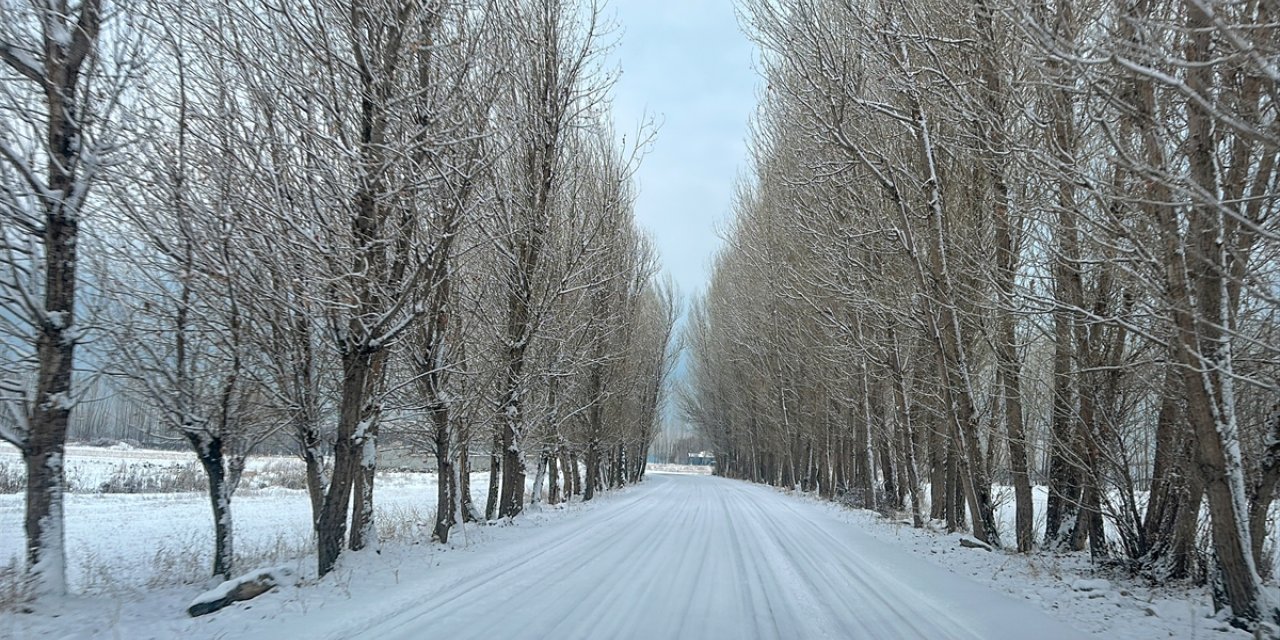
(487, 0, 612, 518)
(0, 0, 137, 596)
(100, 15, 277, 578)
(207, 0, 458, 575)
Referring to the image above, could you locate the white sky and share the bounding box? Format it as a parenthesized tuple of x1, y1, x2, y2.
(606, 0, 759, 299)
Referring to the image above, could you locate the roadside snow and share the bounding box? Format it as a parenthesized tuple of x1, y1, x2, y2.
(787, 488, 1257, 639)
(2, 481, 618, 639)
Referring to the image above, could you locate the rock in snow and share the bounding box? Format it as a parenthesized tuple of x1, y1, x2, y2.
(1069, 578, 1111, 594)
(187, 567, 295, 617)
(958, 537, 993, 552)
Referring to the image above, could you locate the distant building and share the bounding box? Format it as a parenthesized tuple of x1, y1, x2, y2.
(687, 451, 715, 466)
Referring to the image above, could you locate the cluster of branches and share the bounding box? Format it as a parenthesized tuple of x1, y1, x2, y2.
(0, 0, 677, 595)
(683, 0, 1280, 629)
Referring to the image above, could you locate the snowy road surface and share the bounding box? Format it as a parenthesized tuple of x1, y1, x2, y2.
(262, 473, 1092, 640)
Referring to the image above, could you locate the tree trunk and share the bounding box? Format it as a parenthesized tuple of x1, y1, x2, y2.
(877, 437, 897, 510)
(486, 429, 501, 520)
(888, 342, 924, 528)
(531, 448, 549, 505)
(1143, 384, 1202, 579)
(349, 417, 379, 552)
(584, 443, 599, 501)
(570, 451, 582, 496)
(195, 438, 233, 579)
(432, 405, 456, 542)
(856, 395, 874, 509)
(1248, 406, 1280, 579)
(614, 443, 626, 489)
(947, 442, 966, 531)
(1171, 0, 1274, 624)
(560, 449, 576, 500)
(498, 416, 525, 517)
(1044, 306, 1083, 549)
(458, 441, 479, 523)
(907, 77, 999, 546)
(315, 351, 373, 576)
(1038, 0, 1090, 554)
(298, 422, 326, 532)
(929, 419, 946, 521)
(988, 224, 1029, 550)
(974, 0, 1033, 552)
(548, 450, 561, 505)
(998, 337, 1034, 553)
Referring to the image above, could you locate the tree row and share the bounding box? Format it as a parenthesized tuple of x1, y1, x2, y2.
(0, 0, 676, 594)
(684, 0, 1279, 630)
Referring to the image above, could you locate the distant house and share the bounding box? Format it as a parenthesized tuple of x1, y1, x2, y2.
(687, 451, 715, 466)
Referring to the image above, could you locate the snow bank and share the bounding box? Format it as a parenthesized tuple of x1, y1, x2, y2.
(787, 488, 1260, 639)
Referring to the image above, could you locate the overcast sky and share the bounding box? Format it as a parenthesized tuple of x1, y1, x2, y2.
(606, 0, 759, 300)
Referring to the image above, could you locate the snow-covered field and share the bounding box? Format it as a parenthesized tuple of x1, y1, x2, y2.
(0, 443, 314, 493)
(0, 444, 487, 592)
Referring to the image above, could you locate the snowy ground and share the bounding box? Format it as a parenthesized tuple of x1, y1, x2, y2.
(269, 472, 1088, 640)
(1, 472, 1180, 639)
(787, 489, 1257, 639)
(1, 450, 1260, 639)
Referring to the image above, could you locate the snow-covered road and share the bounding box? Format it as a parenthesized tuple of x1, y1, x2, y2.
(269, 473, 1092, 640)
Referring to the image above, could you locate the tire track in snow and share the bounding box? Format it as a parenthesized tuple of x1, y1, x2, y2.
(334, 483, 658, 639)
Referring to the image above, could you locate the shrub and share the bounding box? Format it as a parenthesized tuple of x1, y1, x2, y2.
(0, 559, 31, 613)
(97, 461, 207, 494)
(377, 504, 433, 543)
(241, 459, 309, 491)
(0, 461, 23, 494)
